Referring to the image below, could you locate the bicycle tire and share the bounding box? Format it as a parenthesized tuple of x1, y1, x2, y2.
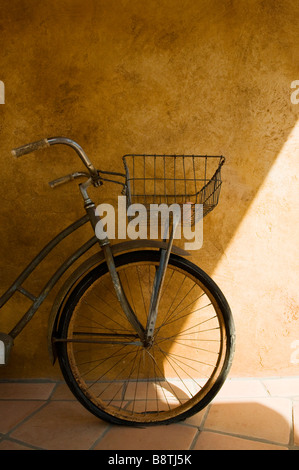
(57, 250, 235, 426)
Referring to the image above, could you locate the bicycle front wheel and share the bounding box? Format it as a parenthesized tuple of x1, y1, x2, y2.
(57, 250, 235, 426)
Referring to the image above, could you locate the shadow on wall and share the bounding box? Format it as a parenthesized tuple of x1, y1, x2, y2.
(0, 0, 298, 377)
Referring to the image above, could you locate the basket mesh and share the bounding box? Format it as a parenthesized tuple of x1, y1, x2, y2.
(123, 155, 224, 225)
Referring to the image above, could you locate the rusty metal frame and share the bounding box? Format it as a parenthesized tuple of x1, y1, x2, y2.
(0, 209, 189, 364)
(0, 211, 189, 336)
(1, 136, 192, 366)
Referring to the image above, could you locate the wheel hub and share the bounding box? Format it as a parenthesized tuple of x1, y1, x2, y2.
(143, 337, 154, 350)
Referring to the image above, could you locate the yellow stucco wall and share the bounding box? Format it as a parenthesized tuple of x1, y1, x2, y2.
(0, 0, 298, 378)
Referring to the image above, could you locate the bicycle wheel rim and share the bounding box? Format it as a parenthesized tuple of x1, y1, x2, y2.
(58, 251, 234, 425)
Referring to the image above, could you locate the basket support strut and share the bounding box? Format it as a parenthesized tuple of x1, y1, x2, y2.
(145, 215, 180, 344)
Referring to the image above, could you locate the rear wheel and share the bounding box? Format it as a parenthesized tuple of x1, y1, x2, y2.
(57, 250, 235, 425)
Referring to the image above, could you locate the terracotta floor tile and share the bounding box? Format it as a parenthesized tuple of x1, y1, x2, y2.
(216, 379, 268, 398)
(94, 424, 197, 450)
(1, 378, 297, 450)
(50, 383, 76, 400)
(193, 431, 288, 450)
(184, 408, 207, 427)
(10, 401, 109, 450)
(0, 382, 55, 400)
(0, 401, 46, 434)
(262, 378, 299, 398)
(293, 400, 299, 446)
(0, 439, 33, 450)
(204, 398, 291, 445)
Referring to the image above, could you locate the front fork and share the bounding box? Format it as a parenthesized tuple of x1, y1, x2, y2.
(81, 182, 145, 341)
(81, 179, 177, 345)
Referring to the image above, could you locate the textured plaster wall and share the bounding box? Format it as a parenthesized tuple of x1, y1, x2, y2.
(0, 0, 298, 378)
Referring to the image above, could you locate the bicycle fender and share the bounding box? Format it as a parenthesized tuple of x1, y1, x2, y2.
(48, 240, 190, 364)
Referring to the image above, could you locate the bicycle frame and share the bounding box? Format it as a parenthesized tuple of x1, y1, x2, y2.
(0, 139, 190, 364)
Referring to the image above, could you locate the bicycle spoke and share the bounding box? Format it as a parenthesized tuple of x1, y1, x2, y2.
(157, 274, 187, 330)
(79, 343, 130, 378)
(160, 282, 196, 327)
(99, 348, 142, 405)
(150, 347, 178, 410)
(155, 314, 219, 343)
(82, 300, 130, 333)
(164, 350, 216, 369)
(157, 338, 220, 355)
(156, 303, 213, 334)
(136, 265, 148, 323)
(130, 351, 143, 415)
(154, 291, 207, 335)
(155, 344, 195, 398)
(156, 343, 209, 385)
(122, 268, 137, 315)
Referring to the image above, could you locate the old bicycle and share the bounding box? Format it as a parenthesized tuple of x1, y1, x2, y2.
(0, 137, 235, 426)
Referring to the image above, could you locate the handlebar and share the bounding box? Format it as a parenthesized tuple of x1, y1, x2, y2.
(11, 136, 99, 181)
(11, 136, 128, 194)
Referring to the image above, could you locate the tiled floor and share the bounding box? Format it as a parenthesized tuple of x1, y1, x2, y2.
(0, 377, 298, 450)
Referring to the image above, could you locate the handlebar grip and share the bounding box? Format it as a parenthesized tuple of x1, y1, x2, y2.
(48, 171, 90, 189)
(11, 139, 50, 158)
(48, 174, 74, 188)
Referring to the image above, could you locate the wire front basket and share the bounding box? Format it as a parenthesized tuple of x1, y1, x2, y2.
(122, 154, 225, 225)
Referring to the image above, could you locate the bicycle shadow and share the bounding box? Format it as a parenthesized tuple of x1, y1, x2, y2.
(192, 399, 291, 450)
